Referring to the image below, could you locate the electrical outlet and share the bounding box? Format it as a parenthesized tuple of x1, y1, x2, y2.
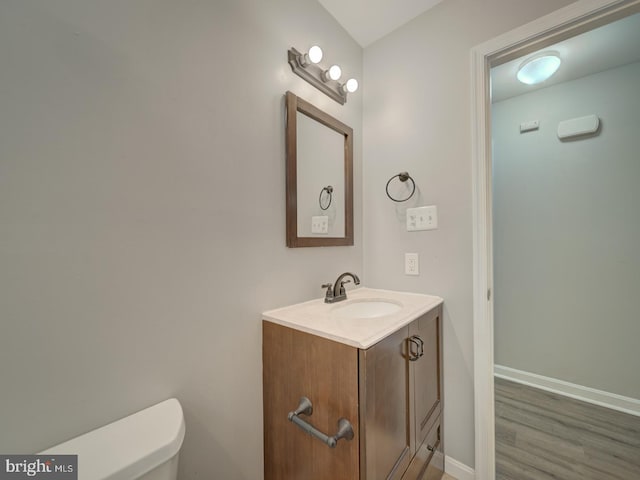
(406, 206, 438, 231)
(405, 253, 419, 275)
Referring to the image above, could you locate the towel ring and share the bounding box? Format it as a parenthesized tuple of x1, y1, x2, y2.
(319, 186, 334, 210)
(385, 172, 416, 202)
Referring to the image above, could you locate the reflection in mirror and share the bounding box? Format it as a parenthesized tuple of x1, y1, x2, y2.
(285, 91, 353, 247)
(296, 112, 345, 238)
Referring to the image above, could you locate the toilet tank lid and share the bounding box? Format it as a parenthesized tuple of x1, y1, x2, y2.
(40, 398, 185, 480)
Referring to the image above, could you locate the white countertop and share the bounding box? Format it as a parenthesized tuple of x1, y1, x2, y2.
(262, 287, 443, 349)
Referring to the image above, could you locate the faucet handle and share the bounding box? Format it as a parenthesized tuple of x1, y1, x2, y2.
(339, 280, 351, 295)
(322, 283, 334, 303)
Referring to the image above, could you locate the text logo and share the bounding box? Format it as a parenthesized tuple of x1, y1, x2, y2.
(0, 456, 77, 479)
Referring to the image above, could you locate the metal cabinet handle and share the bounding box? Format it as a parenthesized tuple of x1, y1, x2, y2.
(287, 397, 354, 449)
(415, 336, 424, 358)
(408, 336, 421, 361)
(427, 438, 440, 453)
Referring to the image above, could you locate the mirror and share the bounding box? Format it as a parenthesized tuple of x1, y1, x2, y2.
(285, 91, 353, 247)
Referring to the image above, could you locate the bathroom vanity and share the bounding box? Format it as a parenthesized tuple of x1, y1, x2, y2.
(262, 288, 444, 480)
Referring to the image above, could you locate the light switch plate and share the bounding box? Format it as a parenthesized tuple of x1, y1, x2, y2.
(520, 120, 540, 133)
(311, 216, 329, 234)
(406, 206, 438, 231)
(405, 253, 419, 275)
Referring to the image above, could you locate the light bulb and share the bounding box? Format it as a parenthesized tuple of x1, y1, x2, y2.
(308, 45, 323, 64)
(343, 78, 358, 93)
(328, 65, 342, 80)
(322, 65, 342, 82)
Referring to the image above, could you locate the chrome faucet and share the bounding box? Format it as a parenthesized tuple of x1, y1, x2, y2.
(322, 272, 361, 303)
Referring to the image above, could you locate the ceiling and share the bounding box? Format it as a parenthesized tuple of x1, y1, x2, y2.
(315, 2, 640, 102)
(491, 12, 640, 102)
(317, 0, 444, 47)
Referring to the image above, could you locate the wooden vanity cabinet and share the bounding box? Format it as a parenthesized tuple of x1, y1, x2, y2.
(263, 304, 443, 480)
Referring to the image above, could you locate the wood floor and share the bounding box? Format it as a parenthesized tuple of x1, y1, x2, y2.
(495, 377, 640, 480)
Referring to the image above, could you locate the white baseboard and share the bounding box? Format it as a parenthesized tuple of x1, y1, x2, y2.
(494, 365, 640, 417)
(445, 456, 475, 480)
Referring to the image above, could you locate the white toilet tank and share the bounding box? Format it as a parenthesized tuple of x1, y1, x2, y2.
(40, 398, 185, 480)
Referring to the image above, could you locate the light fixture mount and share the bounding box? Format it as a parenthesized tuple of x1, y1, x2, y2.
(288, 47, 351, 105)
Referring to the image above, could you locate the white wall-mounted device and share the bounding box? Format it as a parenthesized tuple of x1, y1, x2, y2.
(520, 120, 539, 133)
(557, 114, 600, 139)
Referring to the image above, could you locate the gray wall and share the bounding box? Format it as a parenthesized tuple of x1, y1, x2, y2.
(362, 0, 574, 468)
(0, 1, 362, 478)
(493, 61, 640, 400)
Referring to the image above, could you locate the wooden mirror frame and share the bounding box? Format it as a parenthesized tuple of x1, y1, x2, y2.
(285, 91, 354, 247)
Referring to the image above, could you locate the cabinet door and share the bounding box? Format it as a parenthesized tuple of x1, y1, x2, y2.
(263, 322, 360, 480)
(409, 306, 442, 449)
(360, 326, 411, 480)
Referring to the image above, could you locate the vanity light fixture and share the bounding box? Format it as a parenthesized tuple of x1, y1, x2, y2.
(517, 52, 561, 85)
(288, 45, 359, 105)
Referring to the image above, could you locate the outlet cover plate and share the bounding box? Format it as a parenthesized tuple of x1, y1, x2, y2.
(407, 206, 438, 231)
(405, 253, 419, 275)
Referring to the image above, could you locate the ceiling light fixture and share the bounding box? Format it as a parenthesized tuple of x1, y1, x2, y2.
(517, 52, 562, 85)
(288, 46, 359, 105)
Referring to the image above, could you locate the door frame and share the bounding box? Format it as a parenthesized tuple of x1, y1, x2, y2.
(470, 1, 640, 478)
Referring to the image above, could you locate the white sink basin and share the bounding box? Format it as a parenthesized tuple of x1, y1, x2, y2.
(332, 299, 402, 319)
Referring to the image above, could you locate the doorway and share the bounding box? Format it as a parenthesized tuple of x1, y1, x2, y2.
(490, 12, 640, 480)
(471, 1, 640, 479)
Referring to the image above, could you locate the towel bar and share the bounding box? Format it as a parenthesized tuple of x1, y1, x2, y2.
(287, 397, 354, 448)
